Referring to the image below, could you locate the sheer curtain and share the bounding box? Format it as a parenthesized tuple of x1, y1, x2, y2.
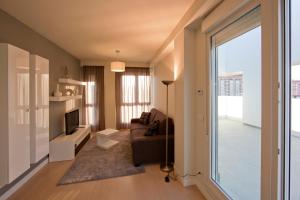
(82, 66, 105, 132)
(115, 67, 151, 129)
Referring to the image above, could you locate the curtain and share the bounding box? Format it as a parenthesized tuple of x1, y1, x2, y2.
(82, 66, 105, 132)
(115, 67, 151, 129)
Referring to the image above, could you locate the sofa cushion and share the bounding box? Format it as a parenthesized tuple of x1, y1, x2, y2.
(152, 110, 166, 122)
(149, 109, 157, 123)
(144, 120, 160, 136)
(139, 112, 151, 125)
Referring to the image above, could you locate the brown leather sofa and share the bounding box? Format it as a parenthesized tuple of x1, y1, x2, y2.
(130, 108, 174, 166)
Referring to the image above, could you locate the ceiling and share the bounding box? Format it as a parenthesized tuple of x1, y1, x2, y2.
(0, 0, 194, 62)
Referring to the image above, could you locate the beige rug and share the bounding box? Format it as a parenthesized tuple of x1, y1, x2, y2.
(58, 130, 145, 185)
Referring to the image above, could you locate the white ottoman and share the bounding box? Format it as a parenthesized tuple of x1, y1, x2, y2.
(96, 129, 119, 150)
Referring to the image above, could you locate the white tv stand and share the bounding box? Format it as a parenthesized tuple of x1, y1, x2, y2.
(49, 125, 91, 162)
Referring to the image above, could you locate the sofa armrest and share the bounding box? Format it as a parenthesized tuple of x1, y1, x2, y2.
(131, 118, 141, 123)
(131, 134, 174, 165)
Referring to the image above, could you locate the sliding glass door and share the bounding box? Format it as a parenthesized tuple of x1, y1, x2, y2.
(283, 0, 300, 199)
(211, 9, 261, 200)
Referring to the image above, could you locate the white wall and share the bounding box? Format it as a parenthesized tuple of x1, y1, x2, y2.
(291, 65, 300, 133)
(153, 52, 175, 118)
(183, 29, 197, 177)
(174, 31, 185, 178)
(217, 27, 261, 127)
(171, 29, 197, 185)
(218, 96, 243, 119)
(292, 99, 300, 133)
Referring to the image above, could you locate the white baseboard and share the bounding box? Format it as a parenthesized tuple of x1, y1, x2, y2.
(173, 165, 195, 187)
(193, 178, 216, 200)
(193, 176, 229, 200)
(0, 159, 48, 200)
(172, 165, 221, 200)
(175, 175, 194, 187)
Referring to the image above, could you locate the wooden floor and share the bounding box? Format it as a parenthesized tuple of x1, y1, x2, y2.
(9, 161, 206, 200)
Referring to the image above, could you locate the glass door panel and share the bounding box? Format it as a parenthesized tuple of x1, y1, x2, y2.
(287, 0, 300, 199)
(211, 12, 261, 199)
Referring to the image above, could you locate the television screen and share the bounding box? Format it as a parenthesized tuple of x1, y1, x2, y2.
(65, 109, 79, 135)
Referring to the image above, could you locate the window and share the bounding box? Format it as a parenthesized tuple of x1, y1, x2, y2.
(120, 75, 150, 124)
(116, 67, 151, 129)
(283, 0, 300, 199)
(211, 9, 261, 200)
(85, 81, 96, 125)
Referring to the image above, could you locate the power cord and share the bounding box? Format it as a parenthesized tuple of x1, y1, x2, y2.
(167, 171, 201, 182)
(178, 171, 202, 178)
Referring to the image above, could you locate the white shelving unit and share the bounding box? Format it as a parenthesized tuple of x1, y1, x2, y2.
(49, 95, 82, 102)
(49, 125, 91, 162)
(58, 78, 86, 86)
(50, 78, 85, 102)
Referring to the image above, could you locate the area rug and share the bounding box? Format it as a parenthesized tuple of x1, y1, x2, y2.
(58, 130, 145, 185)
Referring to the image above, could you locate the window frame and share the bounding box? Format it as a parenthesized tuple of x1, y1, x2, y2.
(120, 74, 151, 106)
(209, 7, 262, 199)
(281, 0, 292, 199)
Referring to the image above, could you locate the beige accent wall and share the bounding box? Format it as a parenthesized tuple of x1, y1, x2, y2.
(0, 9, 81, 140)
(153, 52, 175, 118)
(104, 65, 117, 129)
(80, 60, 149, 129)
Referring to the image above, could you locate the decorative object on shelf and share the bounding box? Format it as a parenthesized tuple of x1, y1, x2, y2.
(161, 80, 174, 182)
(50, 78, 84, 103)
(111, 50, 125, 72)
(65, 88, 74, 96)
(64, 66, 70, 78)
(54, 84, 62, 97)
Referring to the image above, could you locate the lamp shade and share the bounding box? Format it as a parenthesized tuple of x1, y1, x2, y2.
(111, 61, 125, 72)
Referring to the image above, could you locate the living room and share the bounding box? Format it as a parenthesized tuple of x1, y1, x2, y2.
(0, 1, 300, 200)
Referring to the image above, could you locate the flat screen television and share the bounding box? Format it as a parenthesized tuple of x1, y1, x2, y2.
(65, 109, 79, 135)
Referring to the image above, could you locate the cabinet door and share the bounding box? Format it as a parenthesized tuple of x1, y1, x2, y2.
(35, 56, 49, 162)
(8, 45, 30, 182)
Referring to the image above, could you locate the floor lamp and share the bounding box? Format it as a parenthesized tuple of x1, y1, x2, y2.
(161, 80, 174, 182)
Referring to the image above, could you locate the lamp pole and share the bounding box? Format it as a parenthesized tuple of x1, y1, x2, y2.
(161, 80, 174, 181)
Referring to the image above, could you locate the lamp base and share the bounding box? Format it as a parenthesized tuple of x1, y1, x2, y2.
(160, 163, 173, 183)
(160, 163, 174, 173)
(165, 176, 170, 182)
